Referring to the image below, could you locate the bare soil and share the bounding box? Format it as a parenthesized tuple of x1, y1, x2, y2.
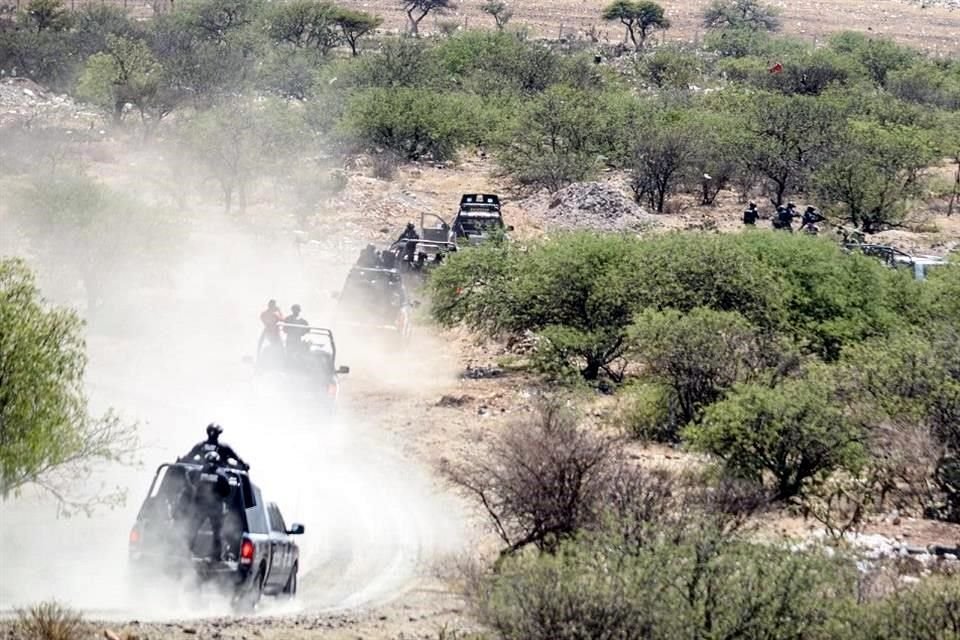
(62, 0, 960, 53)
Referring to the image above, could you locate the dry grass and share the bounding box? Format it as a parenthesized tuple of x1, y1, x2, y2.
(13, 602, 90, 640)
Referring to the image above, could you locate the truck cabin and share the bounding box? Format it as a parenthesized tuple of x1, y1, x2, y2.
(452, 194, 505, 242)
(134, 462, 255, 560)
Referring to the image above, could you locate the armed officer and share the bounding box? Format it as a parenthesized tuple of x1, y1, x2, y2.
(182, 423, 249, 471)
(742, 201, 760, 226)
(800, 205, 825, 233)
(185, 451, 234, 561)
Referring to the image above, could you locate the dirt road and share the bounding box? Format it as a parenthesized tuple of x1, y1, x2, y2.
(0, 222, 479, 638)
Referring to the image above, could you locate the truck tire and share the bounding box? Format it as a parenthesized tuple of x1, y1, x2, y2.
(233, 568, 264, 613)
(282, 562, 298, 598)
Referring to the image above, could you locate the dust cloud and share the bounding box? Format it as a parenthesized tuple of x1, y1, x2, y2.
(0, 187, 465, 619)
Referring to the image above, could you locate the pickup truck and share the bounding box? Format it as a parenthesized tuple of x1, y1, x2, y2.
(128, 462, 304, 611)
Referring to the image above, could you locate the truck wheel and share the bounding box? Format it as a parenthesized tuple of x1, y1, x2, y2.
(233, 568, 264, 613)
(282, 563, 298, 598)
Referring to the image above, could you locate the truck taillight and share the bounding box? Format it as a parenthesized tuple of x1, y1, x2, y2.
(129, 528, 140, 545)
(240, 539, 255, 564)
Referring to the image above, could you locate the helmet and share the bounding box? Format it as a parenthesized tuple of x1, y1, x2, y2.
(805, 205, 815, 212)
(748, 200, 756, 207)
(267, 299, 278, 310)
(787, 201, 796, 207)
(292, 304, 301, 314)
(203, 451, 221, 464)
(206, 423, 223, 439)
(406, 222, 415, 229)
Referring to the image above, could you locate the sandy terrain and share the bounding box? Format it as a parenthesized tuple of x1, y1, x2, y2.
(61, 0, 960, 54)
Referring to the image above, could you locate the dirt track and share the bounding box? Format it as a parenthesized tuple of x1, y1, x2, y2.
(0, 216, 489, 638)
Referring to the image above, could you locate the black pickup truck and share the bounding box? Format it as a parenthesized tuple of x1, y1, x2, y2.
(128, 462, 304, 611)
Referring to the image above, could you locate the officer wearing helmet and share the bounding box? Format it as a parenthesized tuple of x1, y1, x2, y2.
(184, 450, 234, 560)
(182, 423, 249, 470)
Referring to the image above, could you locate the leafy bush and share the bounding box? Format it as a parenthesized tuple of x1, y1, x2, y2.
(340, 87, 479, 161)
(616, 381, 680, 442)
(887, 60, 960, 110)
(737, 232, 903, 359)
(433, 31, 567, 94)
(629, 233, 780, 326)
(433, 233, 645, 380)
(341, 36, 436, 88)
(258, 49, 320, 99)
(1, 260, 137, 514)
(702, 26, 772, 58)
(838, 326, 960, 520)
(813, 120, 937, 233)
(702, 0, 780, 31)
(265, 0, 340, 55)
(75, 35, 164, 121)
(0, 27, 78, 89)
(628, 307, 769, 432)
(476, 525, 858, 640)
(861, 577, 960, 640)
(497, 85, 614, 191)
(829, 31, 916, 88)
(635, 45, 703, 89)
(722, 49, 865, 95)
(741, 90, 846, 206)
(686, 368, 867, 500)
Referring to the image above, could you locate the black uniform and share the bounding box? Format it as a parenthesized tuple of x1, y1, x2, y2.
(185, 463, 233, 560)
(397, 223, 419, 243)
(743, 204, 759, 225)
(775, 206, 795, 231)
(183, 438, 248, 470)
(801, 207, 824, 231)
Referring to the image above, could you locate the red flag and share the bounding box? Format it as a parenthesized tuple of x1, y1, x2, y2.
(768, 62, 783, 74)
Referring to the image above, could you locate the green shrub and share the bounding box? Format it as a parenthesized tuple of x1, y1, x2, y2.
(496, 85, 614, 191)
(702, 26, 772, 58)
(888, 60, 960, 110)
(686, 367, 867, 500)
(828, 32, 916, 88)
(628, 307, 769, 430)
(738, 232, 902, 359)
(431, 233, 643, 381)
(616, 381, 680, 442)
(722, 49, 866, 95)
(340, 87, 479, 161)
(861, 577, 960, 640)
(637, 46, 703, 89)
(477, 525, 858, 640)
(812, 120, 937, 234)
(702, 0, 781, 32)
(630, 233, 780, 326)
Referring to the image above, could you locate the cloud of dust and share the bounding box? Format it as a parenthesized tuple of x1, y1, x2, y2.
(0, 157, 465, 620)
